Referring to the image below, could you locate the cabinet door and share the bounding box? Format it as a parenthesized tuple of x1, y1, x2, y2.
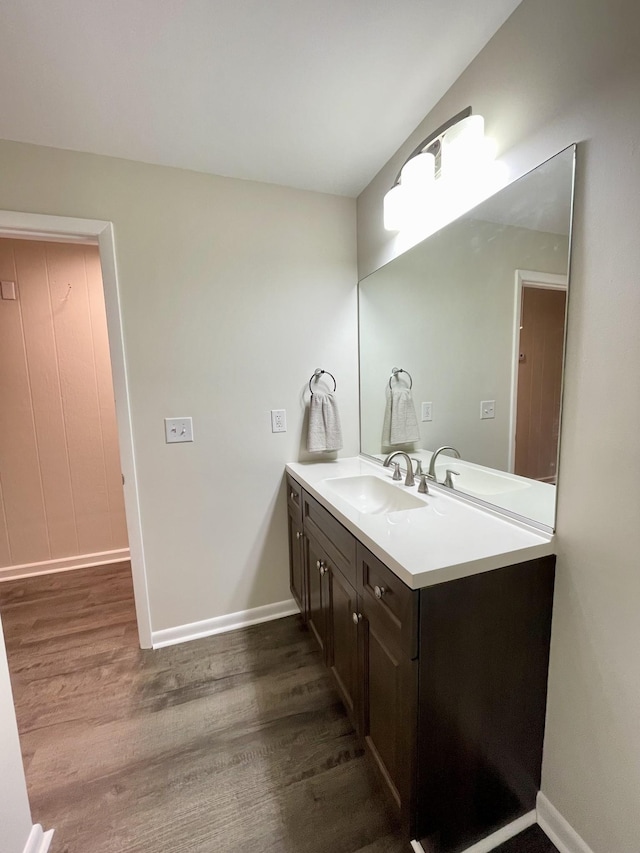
(328, 566, 360, 730)
(360, 602, 417, 829)
(306, 535, 330, 660)
(287, 511, 305, 618)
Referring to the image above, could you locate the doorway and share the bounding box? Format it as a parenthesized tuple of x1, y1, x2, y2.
(0, 236, 130, 576)
(509, 270, 568, 482)
(0, 210, 151, 648)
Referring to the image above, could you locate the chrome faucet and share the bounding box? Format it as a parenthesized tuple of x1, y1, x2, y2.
(443, 469, 460, 489)
(427, 446, 461, 482)
(383, 451, 416, 487)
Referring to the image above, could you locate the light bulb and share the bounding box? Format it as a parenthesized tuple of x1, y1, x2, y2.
(400, 151, 435, 193)
(441, 115, 487, 179)
(383, 184, 405, 231)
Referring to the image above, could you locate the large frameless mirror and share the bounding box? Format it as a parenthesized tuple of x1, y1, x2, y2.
(359, 146, 576, 530)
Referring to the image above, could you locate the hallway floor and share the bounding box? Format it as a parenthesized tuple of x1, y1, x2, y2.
(0, 564, 559, 853)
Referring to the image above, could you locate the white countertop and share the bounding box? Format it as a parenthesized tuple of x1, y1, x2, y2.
(368, 450, 556, 529)
(286, 456, 555, 590)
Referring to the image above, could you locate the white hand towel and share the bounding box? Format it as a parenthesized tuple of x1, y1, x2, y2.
(307, 392, 343, 452)
(382, 387, 420, 446)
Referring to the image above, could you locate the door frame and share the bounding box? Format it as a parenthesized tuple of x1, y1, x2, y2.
(0, 210, 152, 648)
(508, 269, 568, 475)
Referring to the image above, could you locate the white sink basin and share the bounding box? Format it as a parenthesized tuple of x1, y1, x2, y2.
(323, 475, 426, 515)
(436, 461, 531, 497)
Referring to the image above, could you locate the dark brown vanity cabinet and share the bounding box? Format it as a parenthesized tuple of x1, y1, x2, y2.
(286, 478, 305, 617)
(305, 533, 330, 658)
(286, 474, 417, 819)
(301, 487, 360, 729)
(285, 473, 556, 851)
(415, 559, 555, 852)
(358, 545, 419, 826)
(327, 558, 360, 726)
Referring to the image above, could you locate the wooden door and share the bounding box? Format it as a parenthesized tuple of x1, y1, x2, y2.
(287, 512, 305, 617)
(515, 286, 566, 481)
(306, 535, 329, 660)
(328, 566, 360, 729)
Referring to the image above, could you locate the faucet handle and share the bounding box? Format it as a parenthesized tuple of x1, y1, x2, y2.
(444, 469, 460, 488)
(390, 462, 402, 481)
(417, 473, 429, 494)
(411, 458, 423, 476)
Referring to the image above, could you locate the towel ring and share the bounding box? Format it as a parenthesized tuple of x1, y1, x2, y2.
(389, 367, 413, 389)
(309, 368, 337, 395)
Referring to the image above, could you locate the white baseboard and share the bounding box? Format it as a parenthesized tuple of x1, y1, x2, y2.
(23, 825, 54, 853)
(151, 598, 300, 649)
(537, 793, 594, 853)
(0, 548, 130, 582)
(411, 810, 536, 853)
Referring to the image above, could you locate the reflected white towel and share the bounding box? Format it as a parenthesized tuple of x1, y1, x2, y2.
(307, 392, 343, 452)
(382, 387, 420, 446)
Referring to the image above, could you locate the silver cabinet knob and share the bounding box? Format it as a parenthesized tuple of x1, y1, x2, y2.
(320, 565, 328, 576)
(296, 531, 302, 540)
(316, 560, 321, 569)
(352, 612, 362, 625)
(374, 585, 386, 599)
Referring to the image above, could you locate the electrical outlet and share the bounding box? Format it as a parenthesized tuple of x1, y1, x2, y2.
(271, 409, 287, 433)
(421, 402, 433, 422)
(164, 417, 194, 443)
(480, 400, 496, 420)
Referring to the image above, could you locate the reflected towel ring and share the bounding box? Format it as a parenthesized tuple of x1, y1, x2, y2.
(389, 367, 413, 389)
(309, 368, 337, 395)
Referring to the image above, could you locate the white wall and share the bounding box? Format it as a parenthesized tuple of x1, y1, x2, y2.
(357, 1, 640, 851)
(0, 614, 33, 853)
(0, 143, 358, 631)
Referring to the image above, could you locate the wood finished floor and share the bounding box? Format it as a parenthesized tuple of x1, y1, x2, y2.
(0, 564, 559, 853)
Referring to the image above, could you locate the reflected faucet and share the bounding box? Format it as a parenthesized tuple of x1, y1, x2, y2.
(427, 446, 461, 482)
(383, 451, 416, 487)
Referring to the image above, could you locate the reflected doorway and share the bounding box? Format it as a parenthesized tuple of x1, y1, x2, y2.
(511, 272, 567, 482)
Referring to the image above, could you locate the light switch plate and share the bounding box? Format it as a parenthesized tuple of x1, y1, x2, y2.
(421, 402, 433, 422)
(164, 417, 194, 443)
(1, 280, 16, 300)
(480, 400, 496, 419)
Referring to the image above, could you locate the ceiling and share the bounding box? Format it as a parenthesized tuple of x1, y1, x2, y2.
(0, 0, 522, 197)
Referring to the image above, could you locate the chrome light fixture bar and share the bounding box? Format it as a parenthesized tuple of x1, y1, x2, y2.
(383, 106, 507, 234)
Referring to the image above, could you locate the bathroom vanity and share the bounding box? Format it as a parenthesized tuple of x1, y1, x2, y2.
(285, 458, 556, 853)
(284, 144, 576, 851)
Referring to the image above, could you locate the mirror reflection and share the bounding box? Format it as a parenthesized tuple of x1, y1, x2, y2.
(359, 146, 575, 529)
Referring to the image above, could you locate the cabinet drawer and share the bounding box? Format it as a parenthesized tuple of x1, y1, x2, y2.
(286, 474, 303, 524)
(303, 491, 356, 587)
(358, 543, 419, 660)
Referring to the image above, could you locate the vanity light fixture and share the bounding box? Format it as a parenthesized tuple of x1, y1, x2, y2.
(383, 106, 508, 234)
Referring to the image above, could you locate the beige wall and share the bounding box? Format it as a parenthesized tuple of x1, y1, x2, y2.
(0, 239, 127, 570)
(357, 1, 640, 851)
(0, 145, 358, 630)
